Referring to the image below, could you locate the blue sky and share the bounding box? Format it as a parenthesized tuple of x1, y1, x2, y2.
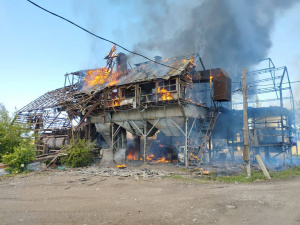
(1, 0, 300, 114)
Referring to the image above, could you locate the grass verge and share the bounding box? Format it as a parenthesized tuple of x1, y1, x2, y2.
(162, 174, 212, 183)
(164, 166, 300, 183)
(216, 166, 300, 183)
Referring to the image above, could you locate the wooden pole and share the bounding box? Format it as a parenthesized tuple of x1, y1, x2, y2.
(144, 122, 147, 162)
(185, 118, 188, 167)
(242, 68, 251, 177)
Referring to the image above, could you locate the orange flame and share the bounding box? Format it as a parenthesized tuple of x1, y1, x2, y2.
(116, 164, 126, 168)
(190, 153, 198, 160)
(113, 98, 120, 107)
(156, 157, 170, 163)
(158, 87, 173, 100)
(127, 150, 139, 160)
(146, 154, 155, 161)
(202, 170, 210, 175)
(83, 67, 121, 89)
(146, 153, 170, 163)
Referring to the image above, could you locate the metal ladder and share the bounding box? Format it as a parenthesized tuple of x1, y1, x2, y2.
(187, 104, 219, 166)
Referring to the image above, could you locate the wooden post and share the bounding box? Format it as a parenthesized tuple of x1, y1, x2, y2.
(185, 117, 188, 167)
(111, 123, 114, 150)
(209, 137, 212, 163)
(242, 68, 251, 177)
(255, 155, 271, 179)
(144, 122, 147, 162)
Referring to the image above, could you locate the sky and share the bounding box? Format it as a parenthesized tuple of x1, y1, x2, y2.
(1, 0, 300, 115)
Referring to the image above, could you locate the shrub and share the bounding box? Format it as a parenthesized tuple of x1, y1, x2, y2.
(0, 103, 26, 160)
(61, 138, 96, 168)
(2, 141, 36, 174)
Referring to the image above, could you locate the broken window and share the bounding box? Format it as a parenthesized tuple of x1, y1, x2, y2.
(158, 79, 176, 91)
(121, 88, 135, 99)
(105, 89, 120, 107)
(157, 78, 177, 101)
(140, 82, 156, 103)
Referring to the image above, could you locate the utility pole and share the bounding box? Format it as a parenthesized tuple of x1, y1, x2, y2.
(242, 68, 251, 177)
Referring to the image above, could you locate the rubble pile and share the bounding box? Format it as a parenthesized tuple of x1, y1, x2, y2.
(68, 167, 169, 179)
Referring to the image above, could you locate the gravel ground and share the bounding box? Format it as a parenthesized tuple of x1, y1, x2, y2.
(0, 164, 300, 225)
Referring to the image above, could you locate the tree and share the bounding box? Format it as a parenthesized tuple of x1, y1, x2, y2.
(0, 103, 25, 161)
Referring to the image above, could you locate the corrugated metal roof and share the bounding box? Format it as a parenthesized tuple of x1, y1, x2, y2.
(17, 85, 75, 113)
(118, 55, 195, 85)
(80, 54, 196, 92)
(17, 54, 196, 113)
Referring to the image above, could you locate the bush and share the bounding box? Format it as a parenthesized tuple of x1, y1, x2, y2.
(61, 138, 96, 168)
(2, 141, 36, 174)
(0, 103, 25, 160)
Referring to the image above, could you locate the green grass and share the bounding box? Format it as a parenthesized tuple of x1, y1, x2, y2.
(164, 166, 300, 184)
(218, 166, 300, 183)
(218, 171, 266, 183)
(162, 174, 211, 183)
(269, 166, 300, 179)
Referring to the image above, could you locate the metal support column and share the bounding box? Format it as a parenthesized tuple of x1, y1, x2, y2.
(209, 137, 212, 163)
(242, 68, 251, 177)
(279, 88, 286, 165)
(111, 123, 114, 150)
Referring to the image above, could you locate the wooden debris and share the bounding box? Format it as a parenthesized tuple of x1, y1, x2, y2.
(255, 155, 271, 180)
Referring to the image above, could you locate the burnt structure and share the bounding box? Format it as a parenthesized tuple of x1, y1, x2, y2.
(16, 48, 297, 166)
(16, 47, 231, 166)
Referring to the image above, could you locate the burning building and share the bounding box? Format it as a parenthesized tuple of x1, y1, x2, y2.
(16, 46, 231, 166)
(16, 47, 297, 166)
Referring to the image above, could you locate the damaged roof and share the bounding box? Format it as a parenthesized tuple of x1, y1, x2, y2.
(17, 85, 75, 113)
(78, 54, 196, 93)
(118, 54, 195, 85)
(17, 54, 196, 113)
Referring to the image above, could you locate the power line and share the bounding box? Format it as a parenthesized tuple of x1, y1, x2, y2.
(248, 80, 300, 88)
(27, 0, 181, 71)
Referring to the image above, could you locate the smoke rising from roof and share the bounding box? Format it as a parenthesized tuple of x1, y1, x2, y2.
(130, 0, 299, 74)
(73, 0, 299, 76)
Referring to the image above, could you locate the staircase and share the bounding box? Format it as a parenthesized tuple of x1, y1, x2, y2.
(187, 103, 219, 166)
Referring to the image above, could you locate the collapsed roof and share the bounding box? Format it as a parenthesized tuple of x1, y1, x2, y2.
(17, 54, 198, 114)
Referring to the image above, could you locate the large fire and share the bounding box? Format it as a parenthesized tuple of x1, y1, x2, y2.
(126, 150, 139, 160)
(82, 45, 122, 90)
(83, 68, 121, 89)
(158, 87, 173, 100)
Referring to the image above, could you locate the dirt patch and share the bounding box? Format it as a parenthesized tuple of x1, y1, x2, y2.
(0, 165, 300, 225)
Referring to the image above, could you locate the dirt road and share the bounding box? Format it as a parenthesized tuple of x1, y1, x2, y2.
(0, 167, 300, 225)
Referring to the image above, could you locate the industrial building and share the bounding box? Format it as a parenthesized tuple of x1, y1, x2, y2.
(16, 47, 297, 166)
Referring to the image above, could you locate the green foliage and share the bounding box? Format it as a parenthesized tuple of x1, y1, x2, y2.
(2, 141, 36, 174)
(61, 138, 96, 168)
(0, 103, 26, 160)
